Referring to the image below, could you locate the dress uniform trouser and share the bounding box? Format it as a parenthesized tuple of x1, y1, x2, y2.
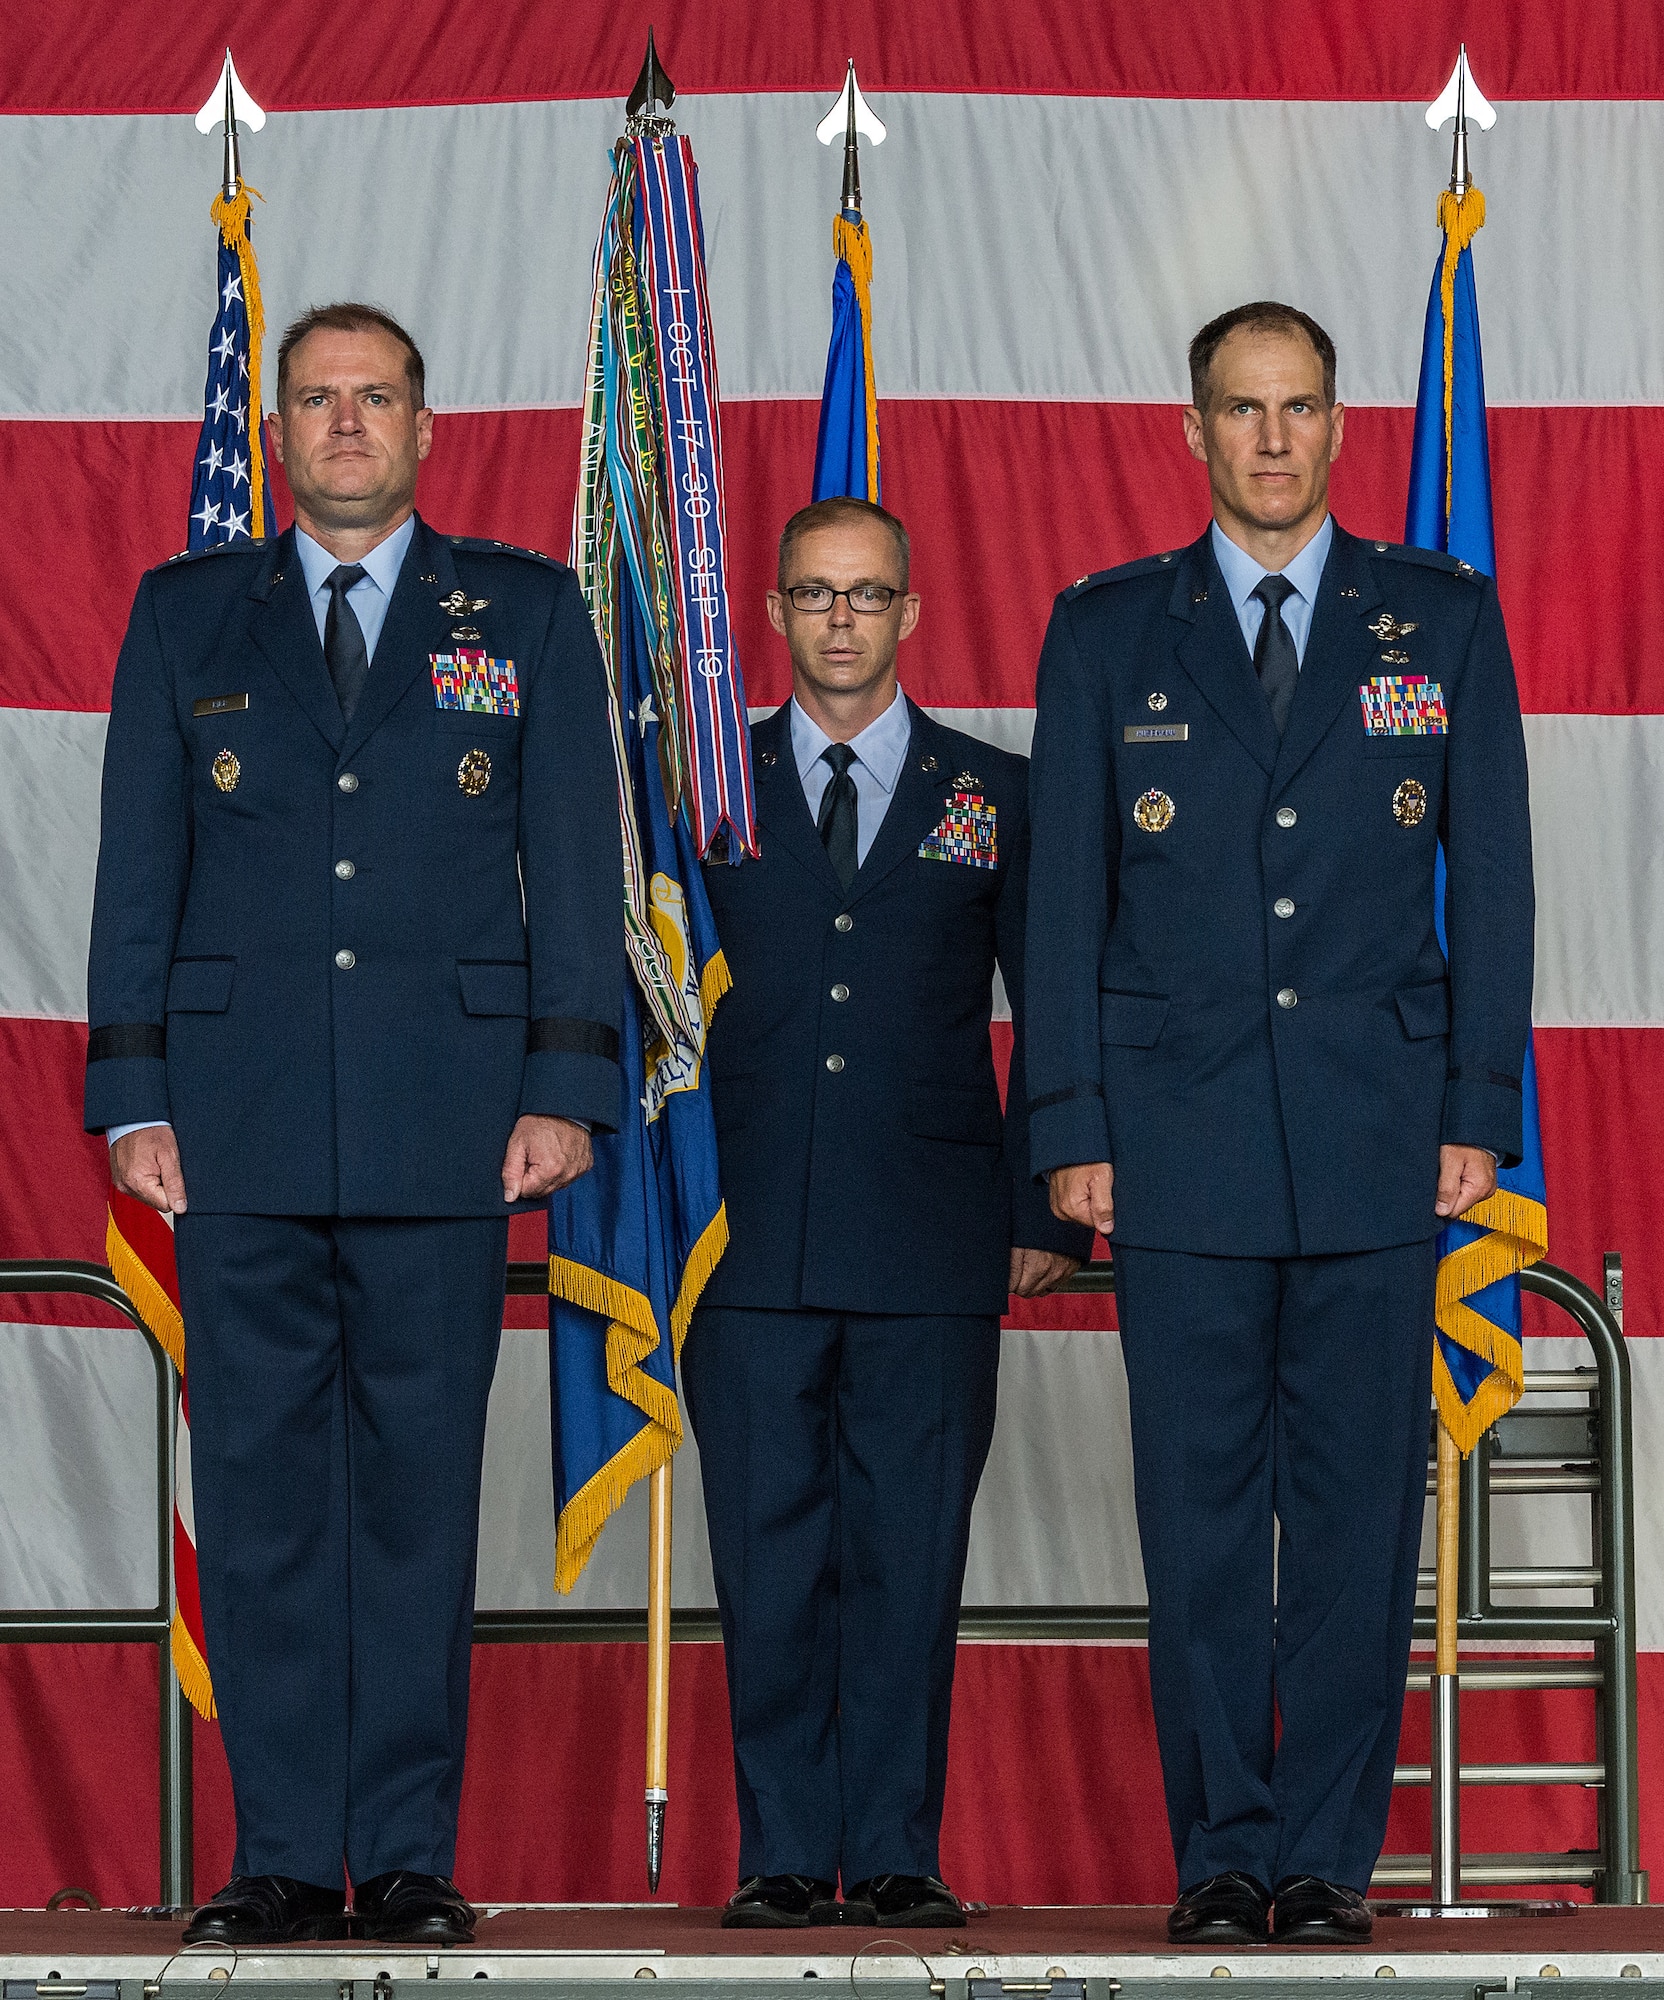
(1113, 1239, 1437, 1896)
(175, 1212, 509, 1888)
(682, 1306, 1000, 1887)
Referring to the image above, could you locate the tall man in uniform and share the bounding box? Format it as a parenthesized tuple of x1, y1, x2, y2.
(85, 304, 622, 1945)
(686, 497, 1091, 1929)
(1025, 303, 1534, 1945)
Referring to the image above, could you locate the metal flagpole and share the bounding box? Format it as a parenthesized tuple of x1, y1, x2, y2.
(625, 26, 677, 1901)
(646, 1459, 672, 1890)
(1431, 1416, 1462, 1906)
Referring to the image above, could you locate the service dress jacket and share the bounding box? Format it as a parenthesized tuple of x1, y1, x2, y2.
(1024, 524, 1535, 1258)
(700, 699, 1091, 1317)
(84, 517, 623, 1216)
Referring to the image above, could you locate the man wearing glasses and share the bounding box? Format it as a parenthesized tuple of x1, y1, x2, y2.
(685, 496, 1089, 1930)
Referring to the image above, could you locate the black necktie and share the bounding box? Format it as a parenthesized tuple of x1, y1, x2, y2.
(324, 564, 370, 723)
(817, 742, 859, 890)
(1252, 574, 1299, 737)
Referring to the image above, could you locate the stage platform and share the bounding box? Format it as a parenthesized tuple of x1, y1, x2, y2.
(5, 1904, 1664, 1998)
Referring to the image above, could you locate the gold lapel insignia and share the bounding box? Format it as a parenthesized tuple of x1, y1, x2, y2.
(211, 749, 241, 792)
(920, 754, 938, 774)
(1133, 788, 1175, 834)
(458, 748, 492, 797)
(1393, 777, 1427, 827)
(1368, 613, 1420, 642)
(438, 589, 490, 618)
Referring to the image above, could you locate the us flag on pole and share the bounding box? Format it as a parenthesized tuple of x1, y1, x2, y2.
(98, 179, 276, 1724)
(186, 185, 268, 546)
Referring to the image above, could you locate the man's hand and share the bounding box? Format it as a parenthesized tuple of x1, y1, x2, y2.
(1009, 1247, 1083, 1298)
(502, 1114, 593, 1203)
(1435, 1143, 1497, 1221)
(1050, 1161, 1115, 1235)
(111, 1125, 188, 1216)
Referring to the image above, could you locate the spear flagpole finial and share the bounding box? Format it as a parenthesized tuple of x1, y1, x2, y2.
(194, 48, 266, 201)
(1426, 44, 1497, 197)
(625, 27, 677, 135)
(816, 60, 886, 218)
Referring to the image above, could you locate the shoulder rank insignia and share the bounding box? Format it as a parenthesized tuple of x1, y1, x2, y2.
(1360, 675, 1447, 736)
(919, 791, 997, 870)
(438, 589, 490, 618)
(432, 649, 519, 717)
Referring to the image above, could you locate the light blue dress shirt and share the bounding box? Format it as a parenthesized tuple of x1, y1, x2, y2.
(293, 512, 415, 663)
(1210, 514, 1334, 667)
(791, 684, 912, 866)
(108, 515, 418, 1148)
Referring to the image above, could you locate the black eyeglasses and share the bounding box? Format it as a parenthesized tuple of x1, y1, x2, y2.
(783, 583, 900, 614)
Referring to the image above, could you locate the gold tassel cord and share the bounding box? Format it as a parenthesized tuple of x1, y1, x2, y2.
(1436, 183, 1486, 527)
(833, 213, 880, 503)
(210, 184, 268, 539)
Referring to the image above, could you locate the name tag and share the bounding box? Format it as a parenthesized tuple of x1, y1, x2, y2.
(432, 650, 519, 718)
(192, 692, 248, 717)
(1124, 723, 1188, 743)
(1360, 675, 1448, 735)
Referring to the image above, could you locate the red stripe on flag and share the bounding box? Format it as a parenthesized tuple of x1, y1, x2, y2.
(5, 0, 1663, 111)
(1525, 1027, 1664, 1338)
(7, 403, 1663, 716)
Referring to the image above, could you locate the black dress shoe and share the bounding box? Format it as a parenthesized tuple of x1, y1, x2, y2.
(841, 1875, 966, 1928)
(353, 1872, 477, 1944)
(721, 1875, 841, 1928)
(1167, 1872, 1272, 1946)
(181, 1875, 348, 1946)
(1273, 1876, 1373, 1944)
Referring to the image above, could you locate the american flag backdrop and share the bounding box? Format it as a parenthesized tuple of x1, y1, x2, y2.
(3, 0, 1664, 1908)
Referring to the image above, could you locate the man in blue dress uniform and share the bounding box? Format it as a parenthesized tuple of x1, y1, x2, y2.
(1025, 303, 1534, 1946)
(687, 497, 1091, 1929)
(85, 305, 622, 1945)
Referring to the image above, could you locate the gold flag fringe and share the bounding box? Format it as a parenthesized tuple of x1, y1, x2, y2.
(210, 184, 269, 539)
(548, 946, 734, 1591)
(107, 1208, 216, 1716)
(1433, 1186, 1545, 1459)
(833, 213, 881, 503)
(170, 1607, 218, 1719)
(1435, 183, 1486, 525)
(106, 1209, 184, 1375)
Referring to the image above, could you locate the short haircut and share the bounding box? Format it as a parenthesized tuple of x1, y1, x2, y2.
(777, 496, 910, 590)
(1188, 301, 1337, 412)
(276, 302, 427, 412)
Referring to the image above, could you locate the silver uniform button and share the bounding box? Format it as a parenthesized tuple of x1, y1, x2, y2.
(335, 949, 356, 970)
(338, 772, 359, 793)
(1274, 897, 1295, 919)
(830, 983, 850, 1002)
(335, 859, 356, 880)
(825, 1053, 845, 1073)
(1277, 987, 1298, 1009)
(1276, 806, 1297, 828)
(834, 913, 853, 933)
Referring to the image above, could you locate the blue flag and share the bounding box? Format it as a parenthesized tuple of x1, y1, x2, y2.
(550, 131, 743, 1589)
(812, 210, 879, 501)
(1404, 182, 1548, 1455)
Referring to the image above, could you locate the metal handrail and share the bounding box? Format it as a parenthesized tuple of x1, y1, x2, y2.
(0, 1260, 193, 1905)
(0, 1255, 1643, 1906)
